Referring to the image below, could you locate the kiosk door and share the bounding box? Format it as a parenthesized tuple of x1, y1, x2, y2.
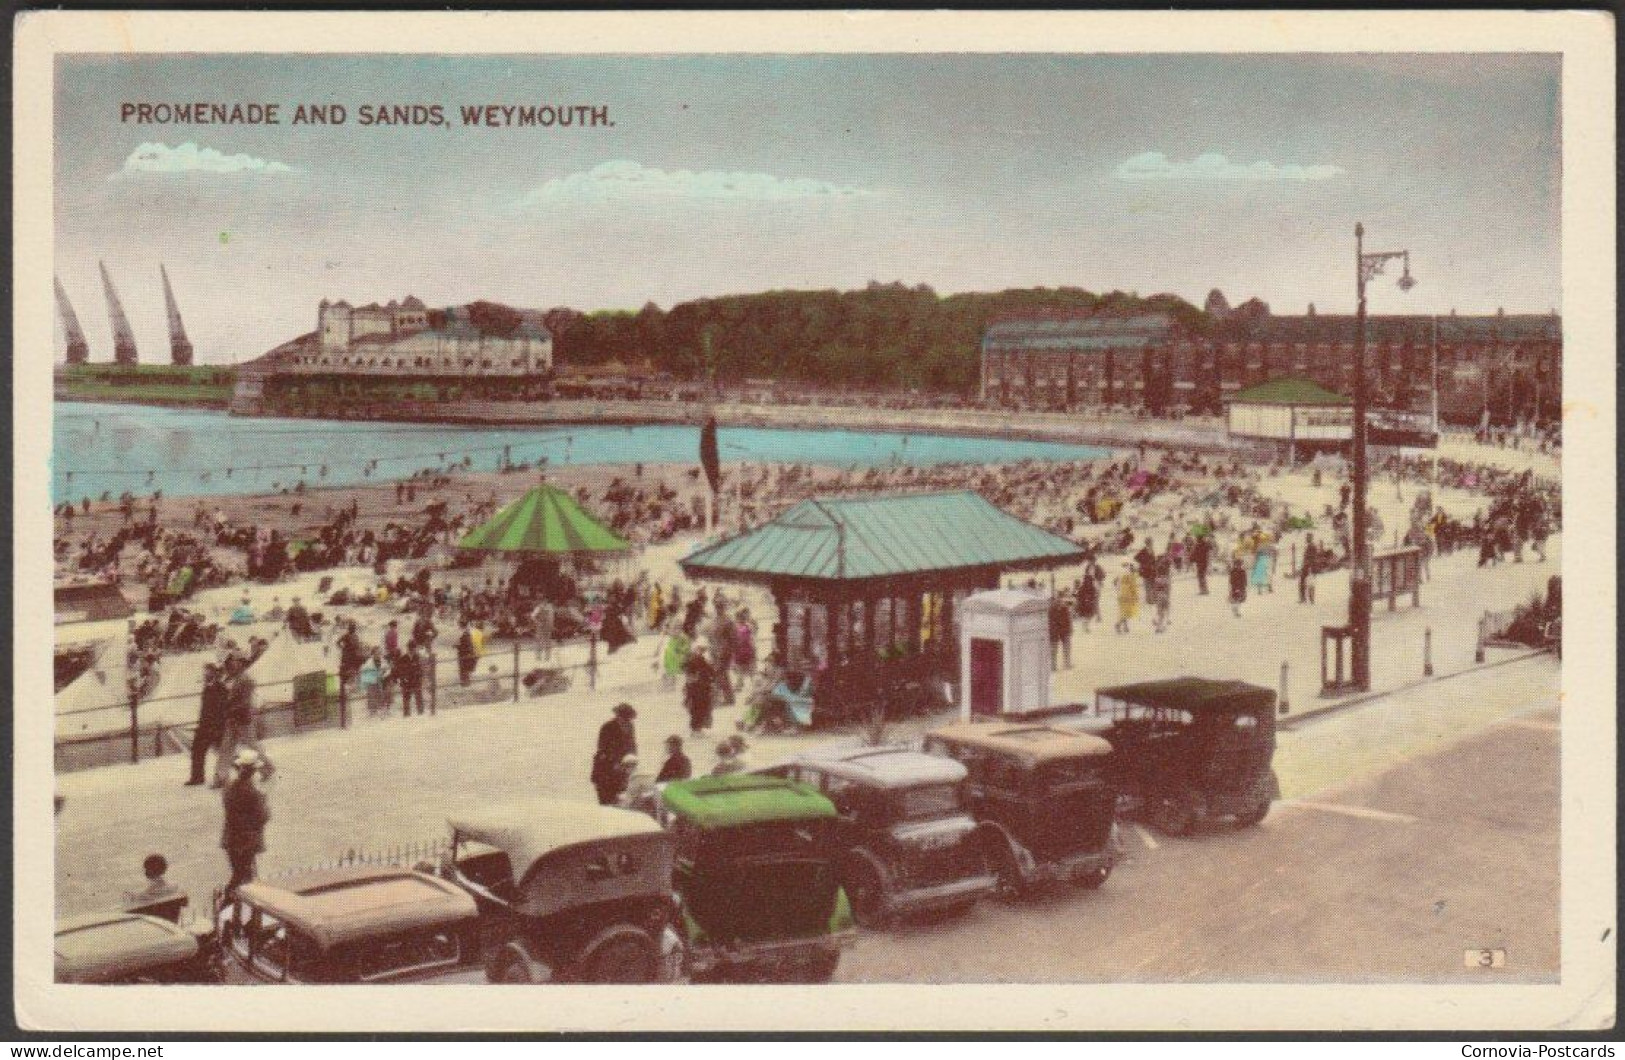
(969, 637, 1003, 716)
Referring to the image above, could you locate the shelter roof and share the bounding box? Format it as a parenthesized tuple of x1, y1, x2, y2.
(680, 490, 1083, 585)
(1228, 377, 1351, 407)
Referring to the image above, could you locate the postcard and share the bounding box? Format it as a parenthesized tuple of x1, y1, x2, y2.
(13, 9, 1616, 1034)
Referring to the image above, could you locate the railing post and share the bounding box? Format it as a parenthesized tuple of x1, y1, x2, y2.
(1424, 627, 1434, 677)
(589, 633, 599, 690)
(1475, 615, 1487, 664)
(338, 676, 350, 730)
(129, 686, 140, 765)
(513, 641, 521, 703)
(1288, 542, 1298, 578)
(1278, 661, 1290, 715)
(429, 654, 438, 716)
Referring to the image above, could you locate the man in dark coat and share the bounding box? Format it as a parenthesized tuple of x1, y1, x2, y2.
(1192, 535, 1213, 595)
(185, 663, 226, 786)
(591, 703, 639, 805)
(683, 647, 716, 736)
(1049, 594, 1073, 670)
(396, 647, 425, 716)
(456, 622, 478, 686)
(337, 620, 365, 692)
(284, 597, 312, 640)
(221, 749, 270, 898)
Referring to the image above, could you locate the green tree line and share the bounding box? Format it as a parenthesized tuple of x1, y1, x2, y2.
(544, 282, 1205, 393)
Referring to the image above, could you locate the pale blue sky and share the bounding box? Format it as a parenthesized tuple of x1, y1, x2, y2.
(54, 53, 1561, 364)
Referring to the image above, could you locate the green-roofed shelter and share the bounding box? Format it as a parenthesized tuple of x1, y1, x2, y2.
(1224, 376, 1354, 459)
(1228, 378, 1351, 407)
(457, 484, 632, 556)
(680, 490, 1085, 722)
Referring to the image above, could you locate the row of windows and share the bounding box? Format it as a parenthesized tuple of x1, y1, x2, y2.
(303, 355, 538, 370)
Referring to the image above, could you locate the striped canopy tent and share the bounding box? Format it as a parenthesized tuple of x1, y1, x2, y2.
(457, 485, 632, 557)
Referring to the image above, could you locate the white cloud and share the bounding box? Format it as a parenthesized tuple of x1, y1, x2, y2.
(116, 141, 295, 178)
(518, 159, 870, 207)
(1115, 151, 1345, 182)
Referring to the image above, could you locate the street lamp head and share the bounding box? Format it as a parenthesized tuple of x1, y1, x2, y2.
(1397, 269, 1417, 293)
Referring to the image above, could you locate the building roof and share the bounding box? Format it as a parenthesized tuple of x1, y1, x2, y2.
(780, 743, 968, 789)
(983, 314, 1175, 352)
(1234, 312, 1561, 346)
(680, 491, 1085, 586)
(233, 867, 478, 951)
(1094, 676, 1276, 714)
(1227, 377, 1351, 407)
(925, 722, 1114, 766)
(448, 797, 666, 881)
(660, 774, 837, 830)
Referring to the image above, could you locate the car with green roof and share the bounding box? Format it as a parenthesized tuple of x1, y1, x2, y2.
(655, 774, 855, 982)
(759, 743, 998, 927)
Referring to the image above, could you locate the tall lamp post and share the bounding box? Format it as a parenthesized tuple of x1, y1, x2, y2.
(1350, 223, 1416, 690)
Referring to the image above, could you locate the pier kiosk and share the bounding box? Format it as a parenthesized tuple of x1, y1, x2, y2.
(960, 589, 1052, 720)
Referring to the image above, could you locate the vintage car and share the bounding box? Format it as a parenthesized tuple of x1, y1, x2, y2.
(759, 744, 998, 927)
(923, 722, 1120, 892)
(442, 797, 682, 983)
(656, 774, 855, 982)
(55, 910, 219, 984)
(1091, 677, 1280, 835)
(216, 866, 484, 984)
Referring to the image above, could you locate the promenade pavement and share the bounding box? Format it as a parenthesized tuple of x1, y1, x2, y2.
(54, 532, 1560, 919)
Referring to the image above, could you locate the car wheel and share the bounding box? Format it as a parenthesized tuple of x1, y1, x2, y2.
(1234, 778, 1275, 828)
(844, 861, 890, 930)
(1076, 865, 1111, 889)
(782, 950, 841, 983)
(574, 924, 661, 983)
(1153, 794, 1195, 836)
(486, 940, 546, 984)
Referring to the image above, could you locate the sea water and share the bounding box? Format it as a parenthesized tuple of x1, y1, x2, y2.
(52, 402, 1110, 503)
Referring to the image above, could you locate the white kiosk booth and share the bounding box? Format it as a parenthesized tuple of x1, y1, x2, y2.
(960, 589, 1052, 720)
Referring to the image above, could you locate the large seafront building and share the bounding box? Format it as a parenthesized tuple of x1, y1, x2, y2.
(231, 296, 553, 412)
(980, 302, 1562, 425)
(297, 297, 553, 376)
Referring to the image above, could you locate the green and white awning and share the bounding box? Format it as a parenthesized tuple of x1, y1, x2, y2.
(456, 485, 631, 555)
